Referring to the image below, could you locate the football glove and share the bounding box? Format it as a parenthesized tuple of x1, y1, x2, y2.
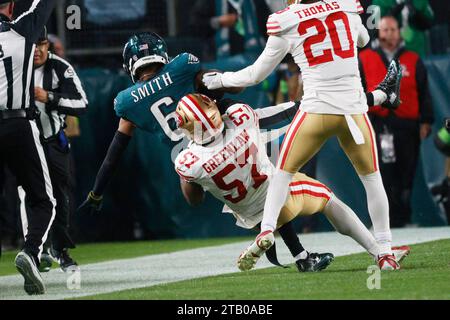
(77, 191, 103, 214)
(202, 72, 224, 90)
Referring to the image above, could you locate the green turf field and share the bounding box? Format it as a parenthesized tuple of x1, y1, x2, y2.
(78, 239, 450, 300)
(0, 236, 250, 277)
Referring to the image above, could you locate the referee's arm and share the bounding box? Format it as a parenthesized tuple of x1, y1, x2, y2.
(48, 57, 88, 116)
(11, 0, 57, 43)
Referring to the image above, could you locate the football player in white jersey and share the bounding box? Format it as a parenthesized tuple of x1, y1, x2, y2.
(174, 94, 405, 272)
(202, 0, 408, 270)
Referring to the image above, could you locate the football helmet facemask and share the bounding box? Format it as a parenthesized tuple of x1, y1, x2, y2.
(122, 32, 169, 83)
(176, 94, 224, 145)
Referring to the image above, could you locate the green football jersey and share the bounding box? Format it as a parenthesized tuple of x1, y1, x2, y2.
(114, 53, 201, 144)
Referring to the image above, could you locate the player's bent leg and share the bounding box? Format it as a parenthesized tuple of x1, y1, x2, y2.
(238, 171, 323, 272)
(279, 173, 334, 272)
(337, 114, 392, 256)
(238, 173, 335, 272)
(260, 169, 294, 233)
(261, 113, 330, 233)
(292, 173, 398, 270)
(323, 195, 381, 258)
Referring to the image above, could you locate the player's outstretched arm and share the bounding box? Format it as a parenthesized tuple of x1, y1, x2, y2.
(195, 70, 243, 100)
(12, 0, 58, 43)
(202, 36, 290, 90)
(179, 179, 205, 207)
(77, 118, 135, 214)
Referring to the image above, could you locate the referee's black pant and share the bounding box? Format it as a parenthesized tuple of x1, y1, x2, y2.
(370, 115, 421, 228)
(0, 118, 56, 263)
(42, 134, 75, 251)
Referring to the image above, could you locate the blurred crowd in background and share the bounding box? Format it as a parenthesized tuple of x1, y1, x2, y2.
(1, 0, 449, 252)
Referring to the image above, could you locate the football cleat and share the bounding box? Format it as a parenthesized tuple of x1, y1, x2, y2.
(50, 248, 79, 272)
(392, 245, 410, 263)
(296, 252, 334, 272)
(237, 231, 275, 271)
(377, 59, 403, 110)
(38, 252, 53, 273)
(15, 251, 45, 295)
(377, 253, 400, 270)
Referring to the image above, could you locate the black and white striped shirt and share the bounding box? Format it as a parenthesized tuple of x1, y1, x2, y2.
(34, 53, 88, 139)
(0, 0, 57, 111)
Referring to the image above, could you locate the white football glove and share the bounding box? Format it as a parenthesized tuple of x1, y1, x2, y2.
(202, 72, 224, 90)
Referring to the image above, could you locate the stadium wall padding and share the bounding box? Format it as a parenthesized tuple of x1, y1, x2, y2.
(72, 55, 450, 242)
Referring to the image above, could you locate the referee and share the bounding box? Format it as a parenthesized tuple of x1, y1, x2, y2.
(31, 27, 88, 272)
(0, 0, 57, 295)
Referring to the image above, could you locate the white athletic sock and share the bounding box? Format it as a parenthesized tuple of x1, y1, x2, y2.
(372, 90, 388, 105)
(324, 196, 380, 257)
(261, 169, 294, 232)
(294, 250, 308, 260)
(359, 172, 392, 255)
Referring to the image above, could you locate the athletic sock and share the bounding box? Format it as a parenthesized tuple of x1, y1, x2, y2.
(294, 250, 308, 260)
(359, 172, 392, 255)
(372, 90, 388, 105)
(261, 169, 294, 232)
(323, 195, 381, 257)
(278, 221, 305, 257)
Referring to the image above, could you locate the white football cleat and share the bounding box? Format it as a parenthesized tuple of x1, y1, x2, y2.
(377, 254, 400, 270)
(392, 245, 410, 263)
(237, 230, 275, 271)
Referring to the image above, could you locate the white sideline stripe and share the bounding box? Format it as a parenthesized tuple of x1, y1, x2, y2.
(0, 227, 449, 300)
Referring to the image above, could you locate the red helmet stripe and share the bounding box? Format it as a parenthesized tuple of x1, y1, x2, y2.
(179, 99, 208, 131)
(185, 95, 216, 129)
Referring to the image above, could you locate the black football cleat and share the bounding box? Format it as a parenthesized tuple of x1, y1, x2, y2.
(15, 250, 45, 295)
(295, 252, 334, 272)
(50, 248, 79, 272)
(38, 252, 53, 273)
(377, 60, 403, 110)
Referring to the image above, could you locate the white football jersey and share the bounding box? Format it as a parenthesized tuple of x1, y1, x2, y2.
(175, 104, 275, 229)
(267, 0, 368, 114)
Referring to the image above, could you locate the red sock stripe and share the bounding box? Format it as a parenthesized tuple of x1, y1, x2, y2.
(290, 189, 330, 200)
(363, 114, 378, 172)
(278, 111, 307, 169)
(289, 180, 332, 193)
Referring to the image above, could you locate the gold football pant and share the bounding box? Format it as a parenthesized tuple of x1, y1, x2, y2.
(277, 111, 379, 176)
(276, 173, 332, 228)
